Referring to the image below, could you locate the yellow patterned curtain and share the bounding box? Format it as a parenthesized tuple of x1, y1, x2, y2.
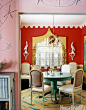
(62, 44, 67, 64)
(32, 44, 36, 65)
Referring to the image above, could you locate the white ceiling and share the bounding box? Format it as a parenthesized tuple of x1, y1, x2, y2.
(20, 14, 86, 28)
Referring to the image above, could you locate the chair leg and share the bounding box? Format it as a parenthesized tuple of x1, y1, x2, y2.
(51, 90, 52, 101)
(29, 79, 30, 87)
(43, 93, 44, 107)
(59, 90, 61, 102)
(31, 91, 32, 104)
(72, 93, 74, 106)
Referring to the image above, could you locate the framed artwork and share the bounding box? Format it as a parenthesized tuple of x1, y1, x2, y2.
(83, 35, 86, 71)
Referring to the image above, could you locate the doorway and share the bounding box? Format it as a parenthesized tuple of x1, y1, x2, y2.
(19, 13, 86, 109)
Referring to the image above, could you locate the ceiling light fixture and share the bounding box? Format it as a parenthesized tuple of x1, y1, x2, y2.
(48, 15, 62, 47)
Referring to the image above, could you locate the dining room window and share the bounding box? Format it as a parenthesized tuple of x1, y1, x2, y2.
(36, 38, 62, 69)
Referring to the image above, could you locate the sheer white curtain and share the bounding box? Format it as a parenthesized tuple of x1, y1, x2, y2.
(36, 39, 62, 68)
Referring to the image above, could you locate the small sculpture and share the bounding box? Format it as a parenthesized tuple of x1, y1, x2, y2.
(24, 41, 28, 53)
(23, 41, 29, 60)
(71, 42, 75, 53)
(69, 42, 75, 60)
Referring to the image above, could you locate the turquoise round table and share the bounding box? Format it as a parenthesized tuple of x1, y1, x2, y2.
(43, 71, 72, 103)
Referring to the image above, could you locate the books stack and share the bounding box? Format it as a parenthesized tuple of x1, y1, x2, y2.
(0, 101, 9, 110)
(0, 78, 8, 99)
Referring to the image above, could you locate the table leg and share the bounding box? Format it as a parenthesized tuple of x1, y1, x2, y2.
(51, 81, 59, 104)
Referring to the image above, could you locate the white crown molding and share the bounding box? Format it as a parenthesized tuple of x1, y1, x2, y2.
(21, 24, 86, 29)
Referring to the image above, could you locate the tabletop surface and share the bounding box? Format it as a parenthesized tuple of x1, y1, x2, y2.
(43, 71, 72, 79)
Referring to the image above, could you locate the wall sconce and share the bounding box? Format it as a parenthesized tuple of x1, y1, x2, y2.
(23, 41, 29, 60)
(69, 42, 75, 60)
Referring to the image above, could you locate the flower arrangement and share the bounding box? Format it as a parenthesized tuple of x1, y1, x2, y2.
(52, 68, 56, 71)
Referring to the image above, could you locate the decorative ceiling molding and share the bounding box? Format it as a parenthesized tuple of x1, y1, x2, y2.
(34, 0, 81, 7)
(21, 23, 86, 29)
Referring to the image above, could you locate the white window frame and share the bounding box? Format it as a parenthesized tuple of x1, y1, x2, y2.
(36, 39, 62, 69)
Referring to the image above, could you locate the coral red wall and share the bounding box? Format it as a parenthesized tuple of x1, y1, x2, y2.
(21, 26, 86, 65)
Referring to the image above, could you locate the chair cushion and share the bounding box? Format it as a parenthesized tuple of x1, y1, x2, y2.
(32, 85, 52, 93)
(57, 80, 71, 86)
(21, 75, 30, 79)
(44, 81, 51, 85)
(59, 84, 82, 94)
(59, 85, 73, 93)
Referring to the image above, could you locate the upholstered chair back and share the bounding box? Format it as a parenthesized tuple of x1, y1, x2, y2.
(32, 65, 40, 70)
(69, 62, 78, 74)
(61, 64, 71, 73)
(74, 69, 83, 87)
(21, 62, 30, 75)
(30, 70, 43, 87)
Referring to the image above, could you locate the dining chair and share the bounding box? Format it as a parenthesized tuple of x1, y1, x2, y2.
(21, 62, 30, 87)
(69, 62, 78, 78)
(32, 65, 51, 85)
(59, 69, 83, 106)
(57, 64, 71, 86)
(30, 69, 52, 107)
(32, 65, 41, 70)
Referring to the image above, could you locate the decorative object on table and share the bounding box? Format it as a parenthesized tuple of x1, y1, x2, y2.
(59, 72, 63, 75)
(52, 68, 56, 71)
(23, 41, 29, 60)
(51, 68, 56, 75)
(0, 62, 7, 69)
(69, 42, 75, 60)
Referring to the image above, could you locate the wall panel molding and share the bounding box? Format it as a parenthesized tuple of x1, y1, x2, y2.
(21, 24, 86, 29)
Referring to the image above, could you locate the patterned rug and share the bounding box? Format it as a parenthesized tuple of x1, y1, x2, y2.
(21, 89, 86, 110)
